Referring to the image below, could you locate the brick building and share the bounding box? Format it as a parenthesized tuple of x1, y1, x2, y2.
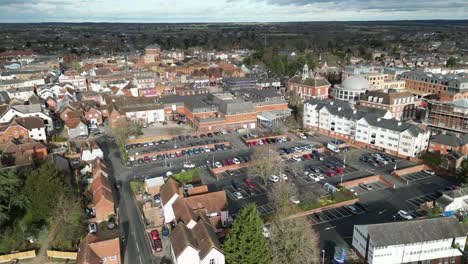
(287, 64, 331, 100)
(426, 99, 467, 136)
(359, 90, 419, 121)
(428, 133, 468, 155)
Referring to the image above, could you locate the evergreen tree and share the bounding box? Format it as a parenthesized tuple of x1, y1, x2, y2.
(224, 204, 270, 264)
(0, 170, 26, 226)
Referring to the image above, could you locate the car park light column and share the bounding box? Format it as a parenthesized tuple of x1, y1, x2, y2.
(322, 249, 325, 264)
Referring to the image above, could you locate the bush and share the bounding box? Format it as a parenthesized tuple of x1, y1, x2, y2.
(130, 180, 144, 194)
(421, 152, 443, 167)
(172, 169, 201, 185)
(298, 190, 354, 211)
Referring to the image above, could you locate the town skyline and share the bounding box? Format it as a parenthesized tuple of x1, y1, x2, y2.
(0, 0, 467, 23)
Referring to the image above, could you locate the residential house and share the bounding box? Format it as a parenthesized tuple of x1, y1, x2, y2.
(352, 217, 466, 264)
(0, 138, 47, 166)
(428, 134, 468, 155)
(15, 116, 47, 142)
(5, 86, 35, 102)
(303, 98, 430, 158)
(440, 152, 467, 174)
(170, 220, 225, 264)
(90, 172, 115, 222)
(76, 235, 121, 264)
(359, 90, 419, 121)
(65, 119, 88, 138)
(0, 104, 53, 131)
(81, 142, 104, 161)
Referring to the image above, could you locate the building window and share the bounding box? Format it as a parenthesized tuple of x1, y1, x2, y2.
(110, 256, 117, 261)
(209, 259, 216, 264)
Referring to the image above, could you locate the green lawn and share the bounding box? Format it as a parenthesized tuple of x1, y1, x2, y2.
(172, 169, 201, 185)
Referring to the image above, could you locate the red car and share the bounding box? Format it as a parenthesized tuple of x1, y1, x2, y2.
(245, 179, 255, 189)
(302, 154, 312, 160)
(175, 152, 182, 157)
(334, 167, 344, 174)
(150, 229, 159, 240)
(262, 139, 268, 144)
(143, 156, 151, 163)
(326, 170, 336, 177)
(227, 160, 234, 165)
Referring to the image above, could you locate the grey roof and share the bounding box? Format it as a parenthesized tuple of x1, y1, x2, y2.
(218, 100, 255, 115)
(11, 104, 43, 114)
(364, 217, 467, 247)
(442, 187, 468, 199)
(145, 44, 161, 50)
(431, 134, 467, 147)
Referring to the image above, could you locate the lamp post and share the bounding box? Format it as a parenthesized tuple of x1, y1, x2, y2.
(322, 249, 325, 264)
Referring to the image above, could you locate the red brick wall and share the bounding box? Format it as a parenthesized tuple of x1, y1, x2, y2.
(339, 175, 395, 188)
(256, 103, 289, 113)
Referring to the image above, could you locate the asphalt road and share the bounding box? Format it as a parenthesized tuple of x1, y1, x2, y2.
(98, 137, 159, 264)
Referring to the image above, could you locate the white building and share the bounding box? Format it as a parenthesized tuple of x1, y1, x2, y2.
(0, 78, 45, 90)
(332, 75, 371, 102)
(0, 104, 54, 132)
(81, 144, 104, 161)
(58, 74, 87, 91)
(436, 187, 468, 212)
(5, 87, 35, 101)
(303, 98, 430, 158)
(352, 217, 467, 264)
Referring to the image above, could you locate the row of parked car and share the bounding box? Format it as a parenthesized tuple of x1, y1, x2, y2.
(246, 136, 288, 147)
(360, 153, 396, 167)
(213, 156, 251, 168)
(131, 143, 229, 165)
(279, 144, 317, 155)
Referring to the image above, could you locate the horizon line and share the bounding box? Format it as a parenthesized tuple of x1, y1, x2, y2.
(1, 19, 468, 24)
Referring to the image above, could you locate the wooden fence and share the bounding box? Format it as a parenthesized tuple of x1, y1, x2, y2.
(0, 250, 36, 263)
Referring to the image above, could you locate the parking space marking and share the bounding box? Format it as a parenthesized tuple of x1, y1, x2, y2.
(406, 192, 440, 208)
(401, 171, 434, 183)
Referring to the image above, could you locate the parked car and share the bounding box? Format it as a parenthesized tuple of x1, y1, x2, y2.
(302, 154, 312, 160)
(268, 175, 279, 183)
(355, 202, 369, 211)
(292, 155, 302, 162)
(397, 210, 414, 220)
(233, 158, 241, 164)
(344, 205, 359, 214)
(234, 191, 243, 199)
(183, 163, 195, 168)
(88, 222, 97, 234)
(214, 162, 222, 168)
(289, 197, 301, 204)
(309, 174, 321, 182)
(245, 178, 255, 189)
(153, 239, 163, 252)
(150, 229, 160, 241)
(326, 170, 336, 177)
(334, 167, 344, 174)
(359, 183, 373, 191)
(422, 169, 435, 175)
(232, 181, 241, 191)
(348, 188, 358, 196)
(262, 226, 270, 238)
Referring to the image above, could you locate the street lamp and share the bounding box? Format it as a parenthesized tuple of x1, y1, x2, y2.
(322, 249, 325, 264)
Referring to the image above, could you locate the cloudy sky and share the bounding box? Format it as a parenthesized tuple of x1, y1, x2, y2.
(0, 0, 466, 22)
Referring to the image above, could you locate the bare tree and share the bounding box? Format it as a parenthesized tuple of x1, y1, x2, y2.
(248, 145, 280, 185)
(268, 181, 321, 264)
(269, 215, 320, 264)
(288, 161, 304, 180)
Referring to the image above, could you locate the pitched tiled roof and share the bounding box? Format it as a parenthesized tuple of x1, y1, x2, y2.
(364, 217, 466, 247)
(431, 134, 467, 147)
(192, 219, 223, 260)
(184, 190, 227, 213)
(173, 198, 197, 225)
(288, 73, 331, 87)
(15, 116, 44, 130)
(160, 178, 180, 205)
(170, 223, 199, 258)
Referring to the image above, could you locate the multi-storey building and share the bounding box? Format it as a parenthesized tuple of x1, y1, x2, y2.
(303, 98, 430, 158)
(287, 64, 331, 100)
(400, 71, 451, 96)
(426, 99, 467, 136)
(342, 65, 406, 90)
(359, 90, 419, 121)
(352, 217, 466, 264)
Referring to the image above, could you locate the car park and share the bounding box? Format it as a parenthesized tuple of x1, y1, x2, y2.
(397, 210, 413, 220)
